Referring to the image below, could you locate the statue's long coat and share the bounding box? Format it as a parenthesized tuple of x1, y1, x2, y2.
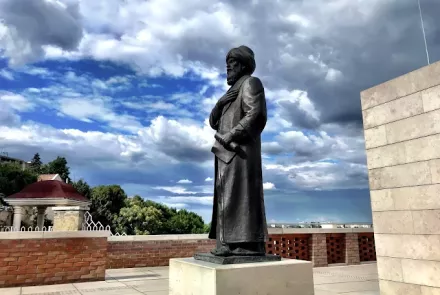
(208, 75, 268, 243)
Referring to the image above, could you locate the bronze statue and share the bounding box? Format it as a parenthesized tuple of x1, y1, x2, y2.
(208, 45, 268, 257)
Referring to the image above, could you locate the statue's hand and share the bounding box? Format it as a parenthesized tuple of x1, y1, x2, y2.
(216, 132, 233, 147)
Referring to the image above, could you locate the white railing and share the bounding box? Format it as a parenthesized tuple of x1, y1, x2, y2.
(0, 226, 53, 232)
(82, 211, 126, 236)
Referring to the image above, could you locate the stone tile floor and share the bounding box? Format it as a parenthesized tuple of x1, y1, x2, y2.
(1, 262, 379, 295)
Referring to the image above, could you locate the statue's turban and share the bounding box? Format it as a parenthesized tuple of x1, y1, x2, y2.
(226, 45, 256, 75)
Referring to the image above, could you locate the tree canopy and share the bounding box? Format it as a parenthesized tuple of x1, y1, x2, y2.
(42, 156, 70, 182)
(0, 162, 38, 204)
(72, 178, 92, 199)
(29, 153, 43, 174)
(113, 195, 209, 235)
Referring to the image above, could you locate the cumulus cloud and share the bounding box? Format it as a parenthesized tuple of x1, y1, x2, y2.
(0, 0, 83, 66)
(177, 179, 193, 184)
(0, 69, 14, 80)
(0, 92, 34, 112)
(263, 182, 276, 190)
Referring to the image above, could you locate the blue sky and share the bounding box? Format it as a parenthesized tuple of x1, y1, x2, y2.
(1, 0, 439, 224)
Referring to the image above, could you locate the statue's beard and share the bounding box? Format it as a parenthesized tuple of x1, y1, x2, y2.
(226, 69, 242, 85)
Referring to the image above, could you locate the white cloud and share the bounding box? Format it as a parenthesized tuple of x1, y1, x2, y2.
(158, 196, 213, 206)
(153, 186, 197, 195)
(58, 97, 142, 133)
(177, 179, 193, 184)
(205, 177, 213, 182)
(0, 0, 83, 66)
(263, 182, 276, 190)
(0, 69, 14, 80)
(0, 92, 34, 111)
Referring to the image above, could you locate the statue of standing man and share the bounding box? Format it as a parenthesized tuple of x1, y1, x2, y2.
(208, 45, 268, 257)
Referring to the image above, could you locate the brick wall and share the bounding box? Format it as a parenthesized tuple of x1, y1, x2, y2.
(107, 236, 215, 268)
(0, 232, 108, 288)
(308, 233, 328, 267)
(345, 233, 360, 265)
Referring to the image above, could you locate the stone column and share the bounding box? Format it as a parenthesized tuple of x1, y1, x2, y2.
(361, 60, 440, 294)
(52, 206, 88, 231)
(309, 233, 328, 267)
(345, 233, 360, 265)
(36, 207, 47, 229)
(12, 206, 24, 230)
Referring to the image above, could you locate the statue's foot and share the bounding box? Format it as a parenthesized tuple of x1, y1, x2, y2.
(210, 246, 232, 256)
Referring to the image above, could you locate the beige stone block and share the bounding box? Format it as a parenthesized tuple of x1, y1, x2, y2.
(376, 256, 403, 282)
(412, 61, 440, 93)
(363, 92, 423, 129)
(370, 189, 394, 211)
(375, 234, 440, 261)
(366, 142, 406, 169)
(368, 161, 432, 190)
(53, 210, 84, 231)
(412, 210, 440, 235)
(421, 285, 440, 295)
(379, 280, 421, 295)
(405, 134, 440, 163)
(391, 185, 440, 210)
(364, 125, 387, 149)
(386, 109, 440, 144)
(430, 159, 440, 184)
(402, 258, 440, 287)
(361, 76, 416, 111)
(361, 61, 440, 111)
(372, 211, 414, 234)
(422, 85, 440, 112)
(169, 257, 314, 295)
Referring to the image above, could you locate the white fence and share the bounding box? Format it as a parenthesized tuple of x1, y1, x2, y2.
(82, 211, 126, 236)
(0, 226, 53, 232)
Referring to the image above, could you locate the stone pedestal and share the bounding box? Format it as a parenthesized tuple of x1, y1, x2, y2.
(52, 206, 87, 231)
(169, 257, 314, 295)
(361, 60, 440, 294)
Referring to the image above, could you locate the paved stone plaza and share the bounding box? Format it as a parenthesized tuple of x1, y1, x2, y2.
(1, 263, 379, 295)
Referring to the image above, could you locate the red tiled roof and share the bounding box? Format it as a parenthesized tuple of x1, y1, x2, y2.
(7, 180, 89, 202)
(37, 174, 58, 181)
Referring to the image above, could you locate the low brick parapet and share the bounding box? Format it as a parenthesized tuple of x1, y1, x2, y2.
(107, 234, 215, 268)
(0, 231, 109, 287)
(107, 229, 375, 269)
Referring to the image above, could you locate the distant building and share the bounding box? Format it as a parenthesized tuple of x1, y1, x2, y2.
(37, 174, 63, 182)
(0, 154, 31, 170)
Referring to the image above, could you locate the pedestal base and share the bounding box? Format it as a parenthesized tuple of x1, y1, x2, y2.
(194, 252, 281, 264)
(169, 257, 314, 295)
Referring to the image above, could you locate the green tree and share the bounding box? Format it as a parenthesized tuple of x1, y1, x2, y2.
(72, 178, 92, 199)
(112, 195, 208, 235)
(43, 156, 70, 181)
(29, 153, 43, 174)
(89, 185, 127, 231)
(203, 222, 211, 233)
(114, 200, 165, 235)
(0, 162, 38, 204)
(168, 209, 206, 234)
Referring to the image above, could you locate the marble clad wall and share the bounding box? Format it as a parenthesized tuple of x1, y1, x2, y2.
(361, 60, 440, 295)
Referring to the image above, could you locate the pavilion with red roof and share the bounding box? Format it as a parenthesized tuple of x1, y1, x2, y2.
(4, 180, 90, 230)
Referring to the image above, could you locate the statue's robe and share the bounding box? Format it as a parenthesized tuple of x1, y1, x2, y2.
(208, 75, 268, 245)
